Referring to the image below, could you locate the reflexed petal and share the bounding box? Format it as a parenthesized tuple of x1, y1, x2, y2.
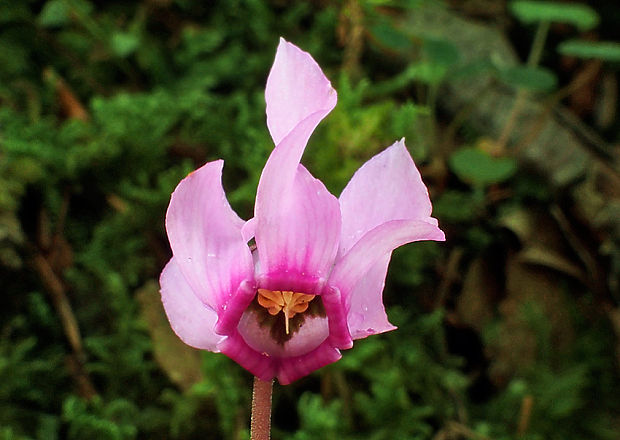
(165, 160, 254, 310)
(256, 112, 324, 227)
(329, 219, 445, 311)
(256, 163, 340, 285)
(276, 341, 342, 385)
(241, 217, 256, 243)
(345, 255, 397, 340)
(337, 143, 443, 339)
(258, 39, 340, 286)
(339, 139, 435, 256)
(160, 258, 224, 351)
(266, 38, 337, 146)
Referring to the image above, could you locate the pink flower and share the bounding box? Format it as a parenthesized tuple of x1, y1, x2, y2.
(160, 39, 445, 385)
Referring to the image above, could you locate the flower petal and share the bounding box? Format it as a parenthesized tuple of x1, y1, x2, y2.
(276, 341, 342, 385)
(345, 255, 397, 340)
(160, 258, 224, 351)
(256, 163, 341, 289)
(338, 139, 436, 256)
(336, 142, 444, 338)
(165, 160, 254, 310)
(329, 219, 445, 313)
(266, 38, 337, 146)
(241, 217, 256, 243)
(256, 111, 324, 224)
(321, 285, 353, 349)
(218, 332, 277, 381)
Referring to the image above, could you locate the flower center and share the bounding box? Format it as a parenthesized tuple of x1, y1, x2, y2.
(256, 289, 316, 335)
(237, 287, 328, 357)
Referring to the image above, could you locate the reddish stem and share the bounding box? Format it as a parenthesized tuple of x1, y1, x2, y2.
(250, 376, 273, 440)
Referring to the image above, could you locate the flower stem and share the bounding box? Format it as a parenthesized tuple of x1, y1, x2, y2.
(250, 376, 273, 440)
(526, 20, 550, 67)
(496, 20, 550, 151)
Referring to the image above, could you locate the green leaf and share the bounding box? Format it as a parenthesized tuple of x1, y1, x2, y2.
(70, 0, 94, 16)
(405, 61, 448, 85)
(370, 22, 413, 53)
(449, 147, 517, 186)
(452, 59, 495, 80)
(510, 1, 599, 31)
(498, 65, 557, 92)
(558, 40, 620, 62)
(110, 32, 139, 57)
(38, 0, 70, 27)
(422, 38, 461, 66)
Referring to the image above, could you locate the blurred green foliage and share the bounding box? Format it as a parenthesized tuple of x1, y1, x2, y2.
(1, 1, 619, 439)
(558, 40, 620, 62)
(510, 0, 599, 30)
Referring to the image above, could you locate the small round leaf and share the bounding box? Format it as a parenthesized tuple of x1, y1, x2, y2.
(498, 65, 557, 92)
(510, 1, 599, 31)
(449, 147, 517, 186)
(558, 40, 620, 62)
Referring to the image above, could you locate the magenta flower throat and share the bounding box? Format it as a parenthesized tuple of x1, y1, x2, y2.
(160, 39, 445, 385)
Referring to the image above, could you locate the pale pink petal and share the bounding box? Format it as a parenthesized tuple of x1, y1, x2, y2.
(266, 38, 337, 146)
(256, 163, 340, 288)
(237, 312, 330, 358)
(338, 139, 435, 256)
(218, 332, 277, 381)
(241, 217, 256, 243)
(276, 341, 342, 385)
(256, 111, 324, 231)
(165, 160, 254, 310)
(335, 141, 441, 339)
(329, 219, 445, 315)
(160, 258, 224, 351)
(345, 255, 397, 340)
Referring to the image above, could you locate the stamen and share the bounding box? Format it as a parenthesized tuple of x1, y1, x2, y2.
(257, 289, 316, 334)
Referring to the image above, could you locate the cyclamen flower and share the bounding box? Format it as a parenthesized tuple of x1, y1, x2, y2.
(160, 39, 445, 385)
